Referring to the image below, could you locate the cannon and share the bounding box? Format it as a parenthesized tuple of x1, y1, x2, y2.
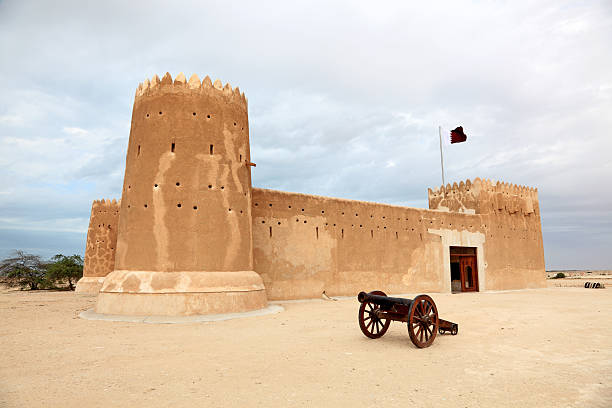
(357, 290, 458, 348)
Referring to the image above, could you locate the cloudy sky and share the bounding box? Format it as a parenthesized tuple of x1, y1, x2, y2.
(0, 0, 610, 269)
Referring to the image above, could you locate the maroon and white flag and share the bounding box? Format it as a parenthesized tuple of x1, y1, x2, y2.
(450, 126, 468, 144)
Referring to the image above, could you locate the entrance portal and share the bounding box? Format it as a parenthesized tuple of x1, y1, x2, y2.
(449, 246, 479, 293)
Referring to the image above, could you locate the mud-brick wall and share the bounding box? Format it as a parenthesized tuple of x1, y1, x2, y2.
(83, 199, 120, 277)
(428, 178, 546, 290)
(251, 188, 485, 300)
(115, 74, 254, 273)
(478, 184, 545, 290)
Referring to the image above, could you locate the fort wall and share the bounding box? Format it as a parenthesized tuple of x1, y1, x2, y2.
(252, 178, 545, 300)
(75, 199, 120, 293)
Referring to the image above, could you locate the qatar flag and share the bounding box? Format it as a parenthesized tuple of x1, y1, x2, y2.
(450, 126, 468, 144)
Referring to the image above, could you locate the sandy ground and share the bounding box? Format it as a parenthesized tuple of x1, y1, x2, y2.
(1, 288, 610, 408)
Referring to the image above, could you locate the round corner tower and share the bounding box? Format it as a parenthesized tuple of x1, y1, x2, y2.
(75, 198, 120, 294)
(96, 72, 267, 316)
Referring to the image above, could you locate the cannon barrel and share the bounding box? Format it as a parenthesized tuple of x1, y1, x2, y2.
(357, 291, 414, 309)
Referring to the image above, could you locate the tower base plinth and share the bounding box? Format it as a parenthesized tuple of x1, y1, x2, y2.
(95, 270, 268, 316)
(75, 277, 106, 294)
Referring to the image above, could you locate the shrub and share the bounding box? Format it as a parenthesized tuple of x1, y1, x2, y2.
(46, 254, 83, 291)
(553, 272, 566, 279)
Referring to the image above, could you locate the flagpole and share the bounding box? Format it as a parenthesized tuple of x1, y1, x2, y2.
(438, 125, 446, 188)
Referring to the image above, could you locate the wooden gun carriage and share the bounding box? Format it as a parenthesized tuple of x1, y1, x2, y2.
(357, 291, 458, 348)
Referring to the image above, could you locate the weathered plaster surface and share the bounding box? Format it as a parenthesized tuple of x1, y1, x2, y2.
(86, 73, 546, 316)
(428, 228, 486, 292)
(75, 199, 120, 294)
(95, 73, 266, 316)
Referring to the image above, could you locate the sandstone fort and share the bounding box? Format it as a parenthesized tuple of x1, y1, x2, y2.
(76, 72, 546, 316)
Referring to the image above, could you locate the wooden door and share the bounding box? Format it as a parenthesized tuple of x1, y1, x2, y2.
(460, 256, 478, 292)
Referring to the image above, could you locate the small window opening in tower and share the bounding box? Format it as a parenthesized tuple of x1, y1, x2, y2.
(269, 226, 272, 237)
(240, 154, 242, 162)
(396, 231, 399, 239)
(177, 203, 182, 208)
(193, 112, 196, 116)
(316, 227, 319, 239)
(371, 230, 374, 238)
(341, 228, 344, 239)
(171, 142, 175, 153)
(210, 144, 214, 155)
(137, 145, 141, 156)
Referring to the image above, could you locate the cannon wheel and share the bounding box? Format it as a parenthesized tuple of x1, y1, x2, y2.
(407, 294, 439, 348)
(358, 290, 391, 339)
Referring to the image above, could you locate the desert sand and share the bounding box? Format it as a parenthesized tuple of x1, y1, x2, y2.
(1, 287, 610, 408)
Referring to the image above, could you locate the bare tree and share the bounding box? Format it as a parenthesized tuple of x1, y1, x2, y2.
(0, 250, 47, 290)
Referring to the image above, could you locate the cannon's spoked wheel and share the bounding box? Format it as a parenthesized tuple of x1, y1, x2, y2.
(358, 290, 391, 339)
(407, 294, 439, 348)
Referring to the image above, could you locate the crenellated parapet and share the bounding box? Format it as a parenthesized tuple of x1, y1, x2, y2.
(428, 178, 539, 216)
(135, 72, 247, 112)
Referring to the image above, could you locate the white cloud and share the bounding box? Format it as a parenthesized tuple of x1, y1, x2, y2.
(0, 0, 610, 268)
